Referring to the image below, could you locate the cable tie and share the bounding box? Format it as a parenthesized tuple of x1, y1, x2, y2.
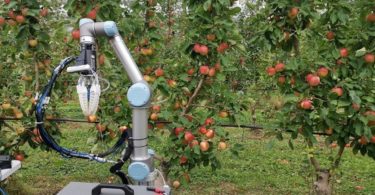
(35, 121, 44, 125)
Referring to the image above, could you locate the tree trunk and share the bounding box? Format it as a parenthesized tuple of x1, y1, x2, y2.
(313, 169, 332, 195)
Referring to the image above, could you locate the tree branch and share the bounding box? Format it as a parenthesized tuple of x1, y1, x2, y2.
(182, 77, 204, 115)
(332, 145, 345, 170)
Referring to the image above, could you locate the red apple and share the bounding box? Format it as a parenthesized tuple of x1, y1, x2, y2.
(15, 15, 25, 24)
(184, 131, 195, 142)
(71, 29, 80, 40)
(275, 63, 285, 72)
(87, 9, 97, 20)
(155, 68, 164, 77)
(339, 48, 349, 58)
(193, 43, 201, 53)
(317, 67, 329, 78)
(326, 31, 335, 41)
(308, 75, 320, 86)
(187, 68, 195, 75)
(174, 127, 184, 136)
(300, 100, 313, 110)
(168, 79, 177, 87)
(199, 126, 207, 134)
(331, 87, 343, 97)
(352, 103, 360, 111)
(199, 65, 209, 75)
(200, 141, 209, 152)
(189, 140, 199, 148)
(0, 17, 5, 26)
(366, 13, 375, 23)
(208, 68, 216, 77)
(205, 129, 215, 139)
(288, 7, 299, 19)
(205, 118, 214, 126)
(199, 45, 209, 55)
(364, 53, 374, 64)
(40, 8, 48, 17)
(179, 156, 188, 164)
(278, 76, 286, 84)
(266, 67, 276, 76)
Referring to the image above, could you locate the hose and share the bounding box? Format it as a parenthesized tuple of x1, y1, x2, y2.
(35, 57, 129, 163)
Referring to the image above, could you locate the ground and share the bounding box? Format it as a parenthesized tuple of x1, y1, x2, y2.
(3, 123, 374, 195)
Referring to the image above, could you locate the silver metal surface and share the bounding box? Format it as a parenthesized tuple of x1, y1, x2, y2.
(80, 36, 95, 44)
(109, 35, 144, 83)
(131, 108, 149, 160)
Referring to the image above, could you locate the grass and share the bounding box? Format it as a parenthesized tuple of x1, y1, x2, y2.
(3, 123, 375, 195)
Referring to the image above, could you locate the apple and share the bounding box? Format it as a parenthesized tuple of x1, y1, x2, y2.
(308, 75, 320, 87)
(278, 76, 286, 84)
(193, 43, 201, 53)
(87, 9, 97, 20)
(155, 68, 164, 77)
(359, 136, 368, 145)
(364, 110, 375, 126)
(21, 8, 29, 16)
(172, 180, 180, 189)
(184, 131, 195, 142)
(99, 54, 105, 65)
(189, 140, 199, 148)
(266, 67, 276, 76)
(71, 29, 80, 40)
(174, 127, 184, 136)
(352, 103, 360, 111)
(87, 115, 97, 123)
(199, 126, 207, 134)
(14, 153, 25, 161)
(0, 17, 5, 26)
(300, 100, 312, 110)
(4, 0, 10, 4)
(8, 10, 15, 19)
(168, 79, 177, 87)
(331, 87, 343, 97)
(150, 113, 158, 121)
(317, 67, 329, 77)
(205, 117, 214, 125)
(275, 63, 285, 72)
(16, 15, 25, 23)
(199, 45, 209, 55)
(355, 186, 364, 191)
(218, 141, 227, 150)
(326, 31, 334, 41)
(40, 8, 48, 17)
(288, 7, 299, 19)
(290, 77, 295, 85)
(214, 63, 221, 71)
(366, 13, 375, 23)
(364, 53, 374, 64)
(205, 129, 215, 139)
(148, 21, 157, 28)
(113, 106, 121, 113)
(187, 68, 195, 75)
(199, 65, 209, 75)
(206, 34, 216, 41)
(200, 141, 209, 152)
(208, 68, 216, 77)
(179, 156, 188, 164)
(217, 42, 229, 53)
(219, 111, 228, 118)
(96, 124, 106, 133)
(330, 143, 337, 148)
(339, 48, 349, 58)
(152, 105, 161, 113)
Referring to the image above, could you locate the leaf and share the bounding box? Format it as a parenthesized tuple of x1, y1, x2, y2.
(355, 47, 367, 57)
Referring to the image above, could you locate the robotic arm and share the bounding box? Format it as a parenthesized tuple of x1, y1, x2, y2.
(68, 19, 157, 186)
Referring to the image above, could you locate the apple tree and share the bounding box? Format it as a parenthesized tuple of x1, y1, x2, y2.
(246, 0, 375, 194)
